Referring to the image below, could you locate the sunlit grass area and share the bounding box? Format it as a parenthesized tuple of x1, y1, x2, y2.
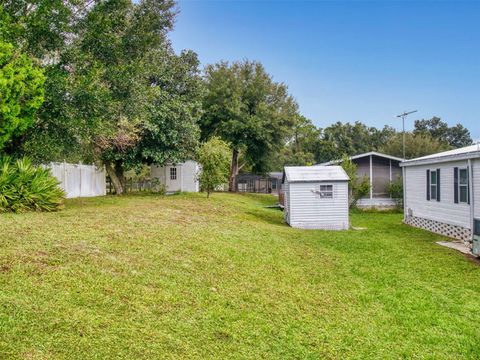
(1, 193, 479, 359)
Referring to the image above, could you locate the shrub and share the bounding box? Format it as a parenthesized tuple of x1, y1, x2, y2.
(387, 176, 404, 211)
(340, 154, 371, 208)
(197, 137, 231, 197)
(0, 157, 65, 212)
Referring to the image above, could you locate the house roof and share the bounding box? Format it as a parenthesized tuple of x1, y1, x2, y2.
(269, 172, 283, 178)
(318, 151, 404, 166)
(283, 165, 349, 183)
(400, 144, 480, 167)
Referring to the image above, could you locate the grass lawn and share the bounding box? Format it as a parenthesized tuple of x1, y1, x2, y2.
(1, 193, 480, 359)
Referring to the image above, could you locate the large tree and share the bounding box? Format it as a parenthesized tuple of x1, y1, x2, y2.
(4, 0, 203, 194)
(316, 122, 397, 163)
(380, 132, 451, 159)
(1, 1, 94, 160)
(414, 116, 472, 148)
(67, 0, 202, 194)
(0, 40, 45, 151)
(201, 60, 298, 191)
(268, 115, 319, 168)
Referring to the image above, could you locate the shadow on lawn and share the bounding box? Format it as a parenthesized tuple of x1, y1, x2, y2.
(245, 207, 285, 227)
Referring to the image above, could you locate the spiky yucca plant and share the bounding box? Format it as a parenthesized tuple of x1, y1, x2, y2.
(0, 157, 65, 212)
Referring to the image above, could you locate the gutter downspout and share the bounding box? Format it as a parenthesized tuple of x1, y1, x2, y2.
(468, 158, 474, 241)
(389, 159, 392, 199)
(402, 165, 407, 221)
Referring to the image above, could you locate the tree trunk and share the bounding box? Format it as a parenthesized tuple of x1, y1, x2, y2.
(115, 160, 126, 190)
(105, 160, 125, 195)
(228, 148, 239, 192)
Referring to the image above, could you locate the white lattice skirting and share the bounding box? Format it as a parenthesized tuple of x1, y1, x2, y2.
(404, 216, 472, 243)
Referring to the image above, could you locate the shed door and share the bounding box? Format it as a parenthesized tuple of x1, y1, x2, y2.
(166, 166, 181, 191)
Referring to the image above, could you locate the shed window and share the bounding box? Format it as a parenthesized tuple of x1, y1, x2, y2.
(319, 185, 333, 199)
(170, 167, 177, 180)
(459, 168, 469, 203)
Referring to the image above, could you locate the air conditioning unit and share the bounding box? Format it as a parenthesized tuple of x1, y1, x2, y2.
(472, 219, 480, 255)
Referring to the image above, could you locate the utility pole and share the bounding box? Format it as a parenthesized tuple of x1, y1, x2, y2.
(396, 110, 418, 160)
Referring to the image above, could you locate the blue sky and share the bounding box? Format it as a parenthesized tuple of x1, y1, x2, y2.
(169, 1, 480, 138)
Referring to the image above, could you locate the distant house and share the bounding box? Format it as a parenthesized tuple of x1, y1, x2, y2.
(151, 160, 200, 193)
(282, 166, 350, 230)
(319, 151, 403, 208)
(235, 172, 283, 194)
(401, 145, 480, 245)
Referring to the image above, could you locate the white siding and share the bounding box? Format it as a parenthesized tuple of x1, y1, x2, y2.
(473, 159, 480, 220)
(151, 161, 200, 193)
(181, 160, 200, 192)
(404, 160, 472, 229)
(287, 181, 349, 230)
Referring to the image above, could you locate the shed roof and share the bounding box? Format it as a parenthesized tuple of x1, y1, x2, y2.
(318, 151, 404, 166)
(283, 165, 349, 183)
(400, 144, 480, 167)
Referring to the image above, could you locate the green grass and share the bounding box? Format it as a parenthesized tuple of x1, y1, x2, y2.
(1, 193, 480, 359)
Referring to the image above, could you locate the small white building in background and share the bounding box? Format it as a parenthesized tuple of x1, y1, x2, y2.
(282, 165, 350, 230)
(150, 160, 200, 193)
(401, 144, 480, 246)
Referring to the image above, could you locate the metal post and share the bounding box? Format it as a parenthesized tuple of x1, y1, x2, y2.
(396, 110, 418, 160)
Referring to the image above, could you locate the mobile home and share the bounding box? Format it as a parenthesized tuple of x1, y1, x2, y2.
(401, 145, 480, 246)
(319, 151, 403, 208)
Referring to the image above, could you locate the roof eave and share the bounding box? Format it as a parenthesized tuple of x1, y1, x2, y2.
(316, 151, 404, 166)
(400, 152, 480, 167)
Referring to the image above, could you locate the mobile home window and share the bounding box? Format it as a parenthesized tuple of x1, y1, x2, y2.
(459, 168, 469, 203)
(430, 170, 437, 200)
(170, 167, 177, 180)
(319, 185, 333, 199)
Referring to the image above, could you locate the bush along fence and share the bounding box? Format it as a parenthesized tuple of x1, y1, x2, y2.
(43, 162, 106, 198)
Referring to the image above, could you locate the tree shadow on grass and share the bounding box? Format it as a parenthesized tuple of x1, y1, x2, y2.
(245, 207, 286, 227)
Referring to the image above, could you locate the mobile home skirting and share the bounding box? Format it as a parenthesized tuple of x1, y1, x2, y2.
(404, 215, 472, 243)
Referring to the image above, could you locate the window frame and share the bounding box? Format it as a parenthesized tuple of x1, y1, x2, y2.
(458, 167, 469, 203)
(170, 167, 177, 180)
(318, 184, 334, 199)
(430, 170, 437, 201)
(271, 179, 277, 190)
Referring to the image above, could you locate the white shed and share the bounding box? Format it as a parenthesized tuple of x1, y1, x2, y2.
(151, 160, 200, 193)
(282, 165, 350, 230)
(401, 144, 480, 245)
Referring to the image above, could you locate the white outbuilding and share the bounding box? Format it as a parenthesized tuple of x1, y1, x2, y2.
(151, 160, 200, 193)
(282, 165, 350, 230)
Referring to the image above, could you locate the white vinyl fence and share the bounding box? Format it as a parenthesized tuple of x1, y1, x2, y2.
(44, 162, 106, 198)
